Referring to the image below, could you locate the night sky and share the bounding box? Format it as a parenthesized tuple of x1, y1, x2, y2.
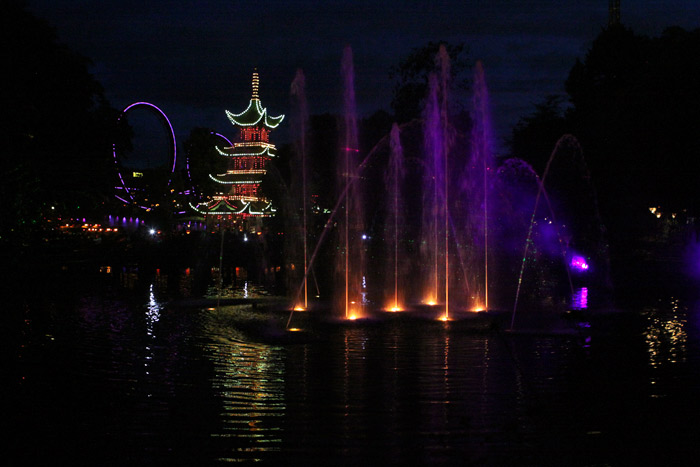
(28, 0, 700, 153)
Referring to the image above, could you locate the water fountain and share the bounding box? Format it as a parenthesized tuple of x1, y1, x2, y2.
(290, 69, 309, 311)
(337, 45, 365, 320)
(284, 46, 607, 331)
(384, 123, 406, 312)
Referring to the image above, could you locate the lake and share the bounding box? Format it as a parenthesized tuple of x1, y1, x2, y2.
(8, 265, 700, 465)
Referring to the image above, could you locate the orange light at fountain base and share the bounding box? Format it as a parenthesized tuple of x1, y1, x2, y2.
(472, 306, 485, 313)
(293, 305, 306, 312)
(438, 315, 451, 322)
(288, 328, 302, 332)
(347, 313, 359, 321)
(424, 298, 437, 306)
(386, 305, 403, 312)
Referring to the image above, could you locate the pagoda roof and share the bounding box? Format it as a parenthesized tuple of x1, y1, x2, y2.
(215, 144, 277, 158)
(188, 198, 276, 217)
(208, 173, 263, 184)
(225, 71, 284, 129)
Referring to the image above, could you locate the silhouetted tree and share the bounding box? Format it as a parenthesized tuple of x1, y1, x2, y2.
(511, 24, 700, 244)
(389, 41, 471, 124)
(182, 127, 228, 197)
(509, 95, 569, 174)
(567, 25, 700, 222)
(2, 1, 117, 244)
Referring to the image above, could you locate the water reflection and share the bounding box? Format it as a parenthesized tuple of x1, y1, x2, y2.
(644, 298, 688, 368)
(204, 336, 285, 462)
(15, 266, 700, 465)
(571, 286, 588, 310)
(145, 284, 161, 376)
(205, 279, 272, 300)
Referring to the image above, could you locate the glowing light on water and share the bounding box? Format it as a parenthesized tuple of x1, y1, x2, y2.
(146, 284, 161, 330)
(288, 328, 302, 332)
(572, 287, 589, 310)
(293, 305, 306, 312)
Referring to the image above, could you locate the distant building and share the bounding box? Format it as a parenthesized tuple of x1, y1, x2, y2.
(609, 0, 621, 26)
(190, 71, 284, 231)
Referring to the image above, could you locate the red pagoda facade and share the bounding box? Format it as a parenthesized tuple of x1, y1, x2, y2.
(190, 71, 283, 228)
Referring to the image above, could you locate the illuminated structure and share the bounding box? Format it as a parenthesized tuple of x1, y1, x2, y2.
(190, 71, 284, 227)
(112, 101, 178, 212)
(609, 0, 620, 26)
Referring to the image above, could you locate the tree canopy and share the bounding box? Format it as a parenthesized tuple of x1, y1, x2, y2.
(389, 41, 471, 124)
(2, 1, 118, 241)
(510, 24, 700, 233)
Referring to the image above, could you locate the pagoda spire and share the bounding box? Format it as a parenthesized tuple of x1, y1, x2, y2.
(608, 0, 620, 27)
(189, 70, 283, 222)
(252, 69, 259, 100)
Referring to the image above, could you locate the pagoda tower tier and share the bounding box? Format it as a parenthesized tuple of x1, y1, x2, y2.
(190, 70, 283, 221)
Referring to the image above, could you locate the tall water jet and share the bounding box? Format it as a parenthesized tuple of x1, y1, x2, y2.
(466, 60, 495, 311)
(421, 45, 452, 319)
(290, 69, 309, 310)
(337, 45, 365, 319)
(385, 123, 406, 311)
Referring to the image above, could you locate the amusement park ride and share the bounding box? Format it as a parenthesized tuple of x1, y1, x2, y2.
(112, 71, 284, 232)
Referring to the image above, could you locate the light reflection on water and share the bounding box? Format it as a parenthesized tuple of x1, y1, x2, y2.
(203, 333, 286, 462)
(11, 274, 700, 465)
(644, 297, 688, 368)
(571, 286, 589, 310)
(144, 284, 161, 378)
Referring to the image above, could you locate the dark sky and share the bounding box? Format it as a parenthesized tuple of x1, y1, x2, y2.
(28, 0, 700, 153)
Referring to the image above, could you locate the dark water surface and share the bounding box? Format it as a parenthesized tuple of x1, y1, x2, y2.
(8, 268, 700, 466)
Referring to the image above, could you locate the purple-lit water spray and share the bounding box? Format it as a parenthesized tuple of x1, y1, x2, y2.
(510, 135, 600, 329)
(283, 47, 607, 328)
(464, 60, 496, 312)
(338, 46, 365, 319)
(290, 69, 310, 310)
(385, 123, 406, 311)
(421, 45, 453, 319)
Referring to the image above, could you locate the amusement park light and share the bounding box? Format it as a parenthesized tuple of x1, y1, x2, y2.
(570, 255, 589, 272)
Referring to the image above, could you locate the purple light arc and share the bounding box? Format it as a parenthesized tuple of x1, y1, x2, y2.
(213, 132, 233, 147)
(186, 132, 234, 199)
(112, 101, 178, 205)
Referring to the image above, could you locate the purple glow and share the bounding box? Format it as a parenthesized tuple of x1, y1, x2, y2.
(121, 102, 177, 175)
(572, 287, 589, 309)
(213, 132, 233, 147)
(570, 255, 589, 271)
(113, 102, 178, 209)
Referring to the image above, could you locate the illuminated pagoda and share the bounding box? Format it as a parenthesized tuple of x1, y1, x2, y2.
(190, 70, 284, 229)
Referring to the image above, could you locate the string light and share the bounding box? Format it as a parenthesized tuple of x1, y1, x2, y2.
(195, 71, 281, 219)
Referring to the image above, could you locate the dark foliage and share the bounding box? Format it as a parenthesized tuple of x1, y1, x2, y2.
(511, 24, 700, 252)
(389, 41, 471, 123)
(2, 1, 118, 243)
